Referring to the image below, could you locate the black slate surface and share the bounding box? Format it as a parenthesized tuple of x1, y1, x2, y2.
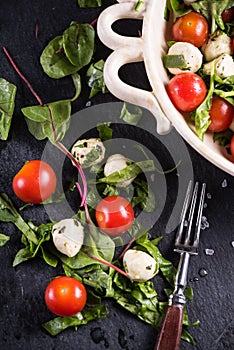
(0, 1, 233, 350)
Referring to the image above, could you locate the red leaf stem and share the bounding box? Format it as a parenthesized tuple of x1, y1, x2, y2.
(83, 251, 129, 278)
(3, 47, 43, 106)
(90, 18, 98, 27)
(35, 20, 39, 39)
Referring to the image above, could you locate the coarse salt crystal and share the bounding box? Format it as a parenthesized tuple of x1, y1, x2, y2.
(206, 193, 212, 199)
(221, 179, 228, 188)
(200, 216, 209, 230)
(85, 101, 92, 107)
(205, 248, 215, 256)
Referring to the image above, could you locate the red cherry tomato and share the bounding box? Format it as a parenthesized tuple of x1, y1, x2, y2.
(172, 12, 209, 47)
(95, 196, 134, 236)
(208, 95, 234, 132)
(45, 276, 87, 317)
(12, 160, 56, 203)
(167, 73, 207, 112)
(230, 135, 234, 158)
(221, 7, 234, 23)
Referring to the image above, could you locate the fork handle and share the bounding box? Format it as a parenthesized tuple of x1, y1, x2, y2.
(154, 305, 184, 350)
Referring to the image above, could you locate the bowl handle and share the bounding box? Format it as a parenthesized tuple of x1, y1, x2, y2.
(97, 1, 172, 135)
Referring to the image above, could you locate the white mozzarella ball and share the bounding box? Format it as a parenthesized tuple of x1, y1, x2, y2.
(123, 249, 158, 282)
(104, 154, 135, 187)
(167, 42, 203, 75)
(71, 138, 105, 168)
(202, 32, 232, 62)
(52, 218, 84, 257)
(203, 54, 234, 78)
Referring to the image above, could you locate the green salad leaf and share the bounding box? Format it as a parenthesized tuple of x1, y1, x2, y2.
(63, 22, 95, 69)
(0, 193, 38, 245)
(40, 22, 95, 79)
(97, 160, 155, 185)
(192, 0, 234, 33)
(40, 36, 78, 79)
(120, 102, 142, 126)
(0, 78, 17, 140)
(0, 233, 10, 246)
(22, 100, 71, 142)
(96, 122, 113, 141)
(86, 59, 108, 98)
(43, 304, 108, 336)
(77, 0, 102, 8)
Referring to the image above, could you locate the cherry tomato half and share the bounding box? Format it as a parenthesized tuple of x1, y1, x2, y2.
(167, 73, 207, 112)
(12, 160, 57, 203)
(208, 95, 234, 132)
(230, 136, 234, 158)
(221, 7, 234, 23)
(172, 12, 209, 47)
(45, 276, 87, 317)
(95, 196, 134, 236)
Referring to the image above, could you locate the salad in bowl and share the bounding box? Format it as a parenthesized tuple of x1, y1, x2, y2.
(97, 0, 234, 175)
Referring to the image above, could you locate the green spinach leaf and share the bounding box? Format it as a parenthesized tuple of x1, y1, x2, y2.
(22, 100, 71, 142)
(43, 304, 108, 336)
(119, 102, 142, 126)
(0, 78, 17, 140)
(63, 22, 95, 69)
(96, 122, 112, 141)
(86, 59, 108, 98)
(0, 193, 38, 245)
(0, 233, 10, 246)
(40, 36, 78, 79)
(97, 160, 155, 185)
(78, 0, 102, 8)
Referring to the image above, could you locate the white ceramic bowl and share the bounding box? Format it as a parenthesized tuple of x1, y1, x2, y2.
(97, 0, 234, 176)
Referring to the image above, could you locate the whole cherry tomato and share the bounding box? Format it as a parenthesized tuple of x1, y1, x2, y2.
(12, 160, 56, 203)
(221, 7, 234, 23)
(45, 276, 87, 317)
(172, 12, 209, 47)
(167, 73, 207, 112)
(208, 95, 234, 132)
(95, 196, 134, 236)
(230, 135, 234, 158)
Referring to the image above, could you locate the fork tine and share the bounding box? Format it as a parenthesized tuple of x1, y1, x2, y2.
(193, 183, 206, 248)
(184, 182, 199, 246)
(175, 180, 193, 246)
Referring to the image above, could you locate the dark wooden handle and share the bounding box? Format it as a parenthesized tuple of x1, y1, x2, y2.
(154, 305, 184, 350)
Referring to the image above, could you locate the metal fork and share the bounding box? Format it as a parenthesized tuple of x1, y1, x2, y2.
(155, 181, 206, 350)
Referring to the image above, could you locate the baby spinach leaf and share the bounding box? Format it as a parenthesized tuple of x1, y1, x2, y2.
(96, 122, 112, 141)
(43, 304, 108, 336)
(78, 0, 102, 7)
(166, 0, 191, 18)
(63, 22, 95, 69)
(119, 102, 142, 126)
(0, 233, 10, 246)
(97, 160, 155, 185)
(40, 36, 78, 79)
(192, 0, 234, 33)
(71, 73, 82, 102)
(213, 129, 233, 146)
(194, 63, 215, 140)
(22, 100, 71, 142)
(40, 245, 58, 267)
(0, 193, 38, 245)
(86, 59, 108, 98)
(131, 178, 155, 213)
(0, 78, 17, 140)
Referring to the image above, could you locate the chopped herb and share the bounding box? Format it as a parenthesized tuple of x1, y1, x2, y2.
(135, 0, 144, 12)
